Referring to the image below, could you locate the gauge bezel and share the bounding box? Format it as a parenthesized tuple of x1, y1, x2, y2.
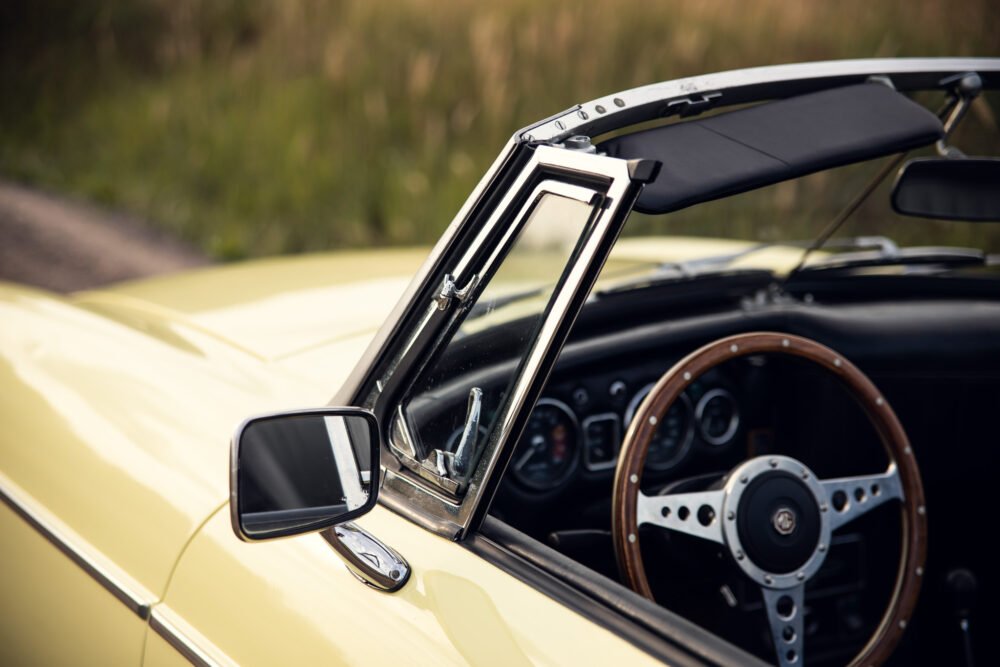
(624, 383, 694, 472)
(695, 387, 740, 446)
(581, 412, 622, 472)
(511, 397, 581, 491)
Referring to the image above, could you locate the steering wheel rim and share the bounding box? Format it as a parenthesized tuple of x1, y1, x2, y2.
(612, 332, 927, 666)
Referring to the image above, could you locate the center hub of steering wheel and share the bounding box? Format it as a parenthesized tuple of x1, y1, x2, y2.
(719, 455, 834, 589)
(736, 471, 821, 573)
(772, 507, 797, 535)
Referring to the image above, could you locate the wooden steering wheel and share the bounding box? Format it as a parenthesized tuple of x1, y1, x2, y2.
(612, 332, 926, 666)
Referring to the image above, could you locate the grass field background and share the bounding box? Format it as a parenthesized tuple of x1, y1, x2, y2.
(2, 0, 998, 259)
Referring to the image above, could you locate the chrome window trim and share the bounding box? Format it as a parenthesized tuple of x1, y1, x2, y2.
(523, 57, 1000, 143)
(448, 179, 604, 282)
(374, 147, 641, 539)
(0, 469, 154, 619)
(389, 178, 608, 475)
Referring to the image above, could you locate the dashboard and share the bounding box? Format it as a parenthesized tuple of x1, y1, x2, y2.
(508, 363, 746, 493)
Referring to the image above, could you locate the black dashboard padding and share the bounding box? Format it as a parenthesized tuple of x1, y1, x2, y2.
(599, 83, 944, 214)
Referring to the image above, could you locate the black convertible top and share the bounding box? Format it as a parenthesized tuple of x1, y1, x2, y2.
(599, 83, 943, 214)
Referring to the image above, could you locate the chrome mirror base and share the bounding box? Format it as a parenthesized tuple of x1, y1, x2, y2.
(321, 522, 410, 592)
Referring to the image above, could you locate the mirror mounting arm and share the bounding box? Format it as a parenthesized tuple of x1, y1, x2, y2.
(936, 72, 982, 157)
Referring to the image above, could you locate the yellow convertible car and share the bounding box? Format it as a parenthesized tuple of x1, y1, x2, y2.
(3, 59, 1000, 666)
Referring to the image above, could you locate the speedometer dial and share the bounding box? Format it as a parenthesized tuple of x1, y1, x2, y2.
(625, 384, 693, 472)
(511, 399, 579, 490)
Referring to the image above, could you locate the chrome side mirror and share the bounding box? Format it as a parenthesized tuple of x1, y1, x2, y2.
(230, 408, 379, 541)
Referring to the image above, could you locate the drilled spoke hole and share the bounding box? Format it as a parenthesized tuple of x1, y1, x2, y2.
(786, 649, 798, 663)
(697, 505, 716, 526)
(677, 506, 690, 521)
(661, 506, 671, 518)
(854, 487, 866, 502)
(832, 490, 848, 512)
(782, 625, 796, 643)
(776, 595, 795, 620)
(871, 483, 881, 496)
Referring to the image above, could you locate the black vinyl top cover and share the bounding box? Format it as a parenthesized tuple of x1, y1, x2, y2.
(599, 83, 943, 214)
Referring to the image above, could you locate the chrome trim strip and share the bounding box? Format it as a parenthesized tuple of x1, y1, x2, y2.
(150, 607, 228, 667)
(0, 472, 226, 666)
(0, 470, 152, 619)
(524, 58, 1000, 143)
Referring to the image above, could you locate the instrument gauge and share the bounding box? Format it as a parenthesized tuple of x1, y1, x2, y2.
(696, 388, 740, 446)
(624, 384, 694, 472)
(511, 399, 579, 490)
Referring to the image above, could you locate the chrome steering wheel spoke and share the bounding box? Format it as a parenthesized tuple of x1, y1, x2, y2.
(636, 489, 725, 544)
(761, 583, 805, 667)
(820, 464, 903, 532)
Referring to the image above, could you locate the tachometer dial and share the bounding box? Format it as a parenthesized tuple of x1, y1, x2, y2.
(511, 399, 579, 490)
(625, 384, 693, 471)
(696, 388, 739, 446)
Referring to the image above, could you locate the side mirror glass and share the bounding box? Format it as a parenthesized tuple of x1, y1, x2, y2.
(892, 157, 1000, 222)
(230, 408, 379, 541)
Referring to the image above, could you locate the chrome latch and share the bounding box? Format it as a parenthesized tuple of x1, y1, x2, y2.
(433, 387, 483, 482)
(559, 135, 597, 153)
(664, 91, 722, 118)
(434, 273, 479, 311)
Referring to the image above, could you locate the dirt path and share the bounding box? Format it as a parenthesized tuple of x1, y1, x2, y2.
(0, 181, 210, 293)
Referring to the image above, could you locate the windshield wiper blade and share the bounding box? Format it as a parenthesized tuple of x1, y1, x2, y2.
(650, 242, 775, 277)
(798, 245, 985, 274)
(598, 242, 780, 293)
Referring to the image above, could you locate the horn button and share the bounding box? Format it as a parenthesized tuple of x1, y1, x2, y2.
(736, 472, 821, 574)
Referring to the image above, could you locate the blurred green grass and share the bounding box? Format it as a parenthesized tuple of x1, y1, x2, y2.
(1, 0, 998, 259)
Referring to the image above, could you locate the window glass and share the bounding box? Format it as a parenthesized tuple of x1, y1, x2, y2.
(402, 192, 598, 471)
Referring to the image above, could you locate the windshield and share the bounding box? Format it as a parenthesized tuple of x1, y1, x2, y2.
(401, 191, 599, 467)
